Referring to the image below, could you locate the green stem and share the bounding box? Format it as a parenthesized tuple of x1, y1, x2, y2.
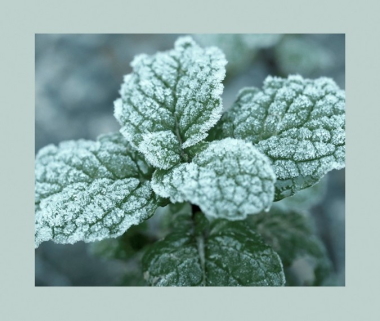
(190, 205, 206, 286)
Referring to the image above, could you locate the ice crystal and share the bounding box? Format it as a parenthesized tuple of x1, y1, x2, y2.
(143, 217, 285, 286)
(35, 133, 158, 248)
(216, 75, 345, 199)
(114, 36, 227, 169)
(138, 130, 181, 170)
(151, 138, 276, 220)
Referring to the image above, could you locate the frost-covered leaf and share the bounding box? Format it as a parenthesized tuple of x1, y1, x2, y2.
(114, 36, 227, 169)
(151, 138, 276, 220)
(249, 208, 332, 285)
(35, 133, 159, 248)
(138, 130, 181, 170)
(184, 140, 210, 159)
(217, 75, 345, 200)
(143, 213, 285, 286)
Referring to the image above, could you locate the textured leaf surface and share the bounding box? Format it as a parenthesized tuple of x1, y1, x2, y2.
(249, 208, 332, 285)
(151, 138, 276, 220)
(138, 130, 181, 170)
(217, 75, 345, 199)
(143, 213, 285, 286)
(35, 133, 159, 248)
(114, 36, 227, 169)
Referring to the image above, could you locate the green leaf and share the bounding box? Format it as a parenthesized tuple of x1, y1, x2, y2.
(249, 208, 332, 285)
(35, 133, 159, 248)
(273, 174, 328, 211)
(142, 213, 285, 286)
(114, 36, 227, 169)
(216, 75, 345, 200)
(151, 138, 276, 220)
(138, 130, 182, 170)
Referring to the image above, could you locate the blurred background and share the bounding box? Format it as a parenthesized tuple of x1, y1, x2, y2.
(35, 34, 345, 286)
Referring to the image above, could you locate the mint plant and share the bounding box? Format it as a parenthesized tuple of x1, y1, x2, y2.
(35, 36, 345, 286)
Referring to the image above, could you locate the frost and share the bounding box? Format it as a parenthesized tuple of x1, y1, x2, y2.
(35, 132, 159, 248)
(142, 215, 285, 286)
(151, 138, 276, 220)
(216, 75, 345, 200)
(114, 36, 227, 169)
(138, 130, 181, 170)
(151, 164, 193, 203)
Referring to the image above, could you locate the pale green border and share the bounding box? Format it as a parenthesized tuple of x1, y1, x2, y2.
(1, 0, 379, 320)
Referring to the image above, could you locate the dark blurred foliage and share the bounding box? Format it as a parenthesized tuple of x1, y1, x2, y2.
(35, 34, 345, 286)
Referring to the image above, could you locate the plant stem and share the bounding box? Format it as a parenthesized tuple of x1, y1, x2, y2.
(190, 204, 206, 285)
(191, 204, 201, 218)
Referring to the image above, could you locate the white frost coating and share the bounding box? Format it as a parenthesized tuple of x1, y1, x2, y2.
(138, 130, 181, 170)
(151, 163, 193, 203)
(35, 133, 158, 248)
(152, 138, 276, 220)
(218, 75, 345, 199)
(114, 36, 227, 169)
